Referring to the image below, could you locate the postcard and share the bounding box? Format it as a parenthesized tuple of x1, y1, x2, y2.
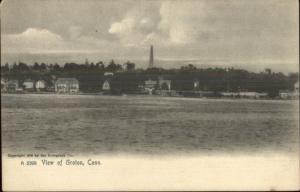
(1, 0, 299, 191)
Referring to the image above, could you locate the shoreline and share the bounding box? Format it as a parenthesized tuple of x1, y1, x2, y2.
(1, 91, 299, 101)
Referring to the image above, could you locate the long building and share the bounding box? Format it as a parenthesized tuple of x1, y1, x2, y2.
(55, 78, 79, 93)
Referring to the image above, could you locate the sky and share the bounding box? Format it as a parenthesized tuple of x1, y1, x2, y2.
(1, 0, 299, 72)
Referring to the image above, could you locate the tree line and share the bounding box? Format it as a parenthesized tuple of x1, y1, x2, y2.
(1, 59, 135, 73)
(1, 61, 298, 97)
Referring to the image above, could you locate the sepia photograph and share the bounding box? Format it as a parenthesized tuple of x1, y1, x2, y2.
(1, 0, 299, 191)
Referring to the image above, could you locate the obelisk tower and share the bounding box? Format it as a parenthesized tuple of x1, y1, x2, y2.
(149, 45, 154, 68)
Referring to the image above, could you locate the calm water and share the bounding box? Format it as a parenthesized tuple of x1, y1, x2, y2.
(1, 94, 299, 155)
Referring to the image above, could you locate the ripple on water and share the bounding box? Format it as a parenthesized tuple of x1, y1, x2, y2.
(1, 95, 299, 154)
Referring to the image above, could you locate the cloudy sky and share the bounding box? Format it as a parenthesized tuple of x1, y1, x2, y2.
(1, 0, 299, 71)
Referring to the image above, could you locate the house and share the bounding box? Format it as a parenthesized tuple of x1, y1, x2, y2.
(23, 79, 35, 91)
(143, 77, 172, 95)
(279, 91, 298, 99)
(279, 80, 299, 99)
(104, 72, 114, 76)
(144, 80, 157, 95)
(55, 78, 79, 93)
(6, 80, 20, 92)
(102, 79, 111, 91)
(193, 80, 199, 90)
(145, 80, 157, 88)
(1, 78, 7, 92)
(279, 90, 292, 99)
(35, 80, 46, 91)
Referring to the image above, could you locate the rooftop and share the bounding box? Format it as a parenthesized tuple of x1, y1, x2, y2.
(56, 78, 79, 83)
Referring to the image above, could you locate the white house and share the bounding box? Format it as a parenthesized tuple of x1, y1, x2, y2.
(23, 79, 35, 91)
(55, 78, 79, 93)
(35, 80, 46, 90)
(1, 78, 7, 92)
(279, 90, 296, 99)
(104, 72, 114, 76)
(144, 80, 157, 95)
(102, 79, 111, 91)
(279, 80, 299, 99)
(193, 80, 199, 90)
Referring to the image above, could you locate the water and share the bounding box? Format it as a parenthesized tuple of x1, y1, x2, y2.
(1, 94, 299, 155)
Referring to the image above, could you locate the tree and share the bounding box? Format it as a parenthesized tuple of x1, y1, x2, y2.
(96, 61, 105, 70)
(40, 63, 47, 71)
(181, 64, 197, 71)
(53, 63, 61, 71)
(161, 82, 169, 90)
(49, 64, 54, 70)
(90, 62, 95, 69)
(106, 60, 122, 72)
(265, 68, 272, 75)
(85, 58, 89, 65)
(125, 61, 135, 71)
(109, 59, 115, 65)
(1, 63, 9, 72)
(12, 62, 17, 71)
(33, 62, 40, 71)
(18, 62, 30, 71)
